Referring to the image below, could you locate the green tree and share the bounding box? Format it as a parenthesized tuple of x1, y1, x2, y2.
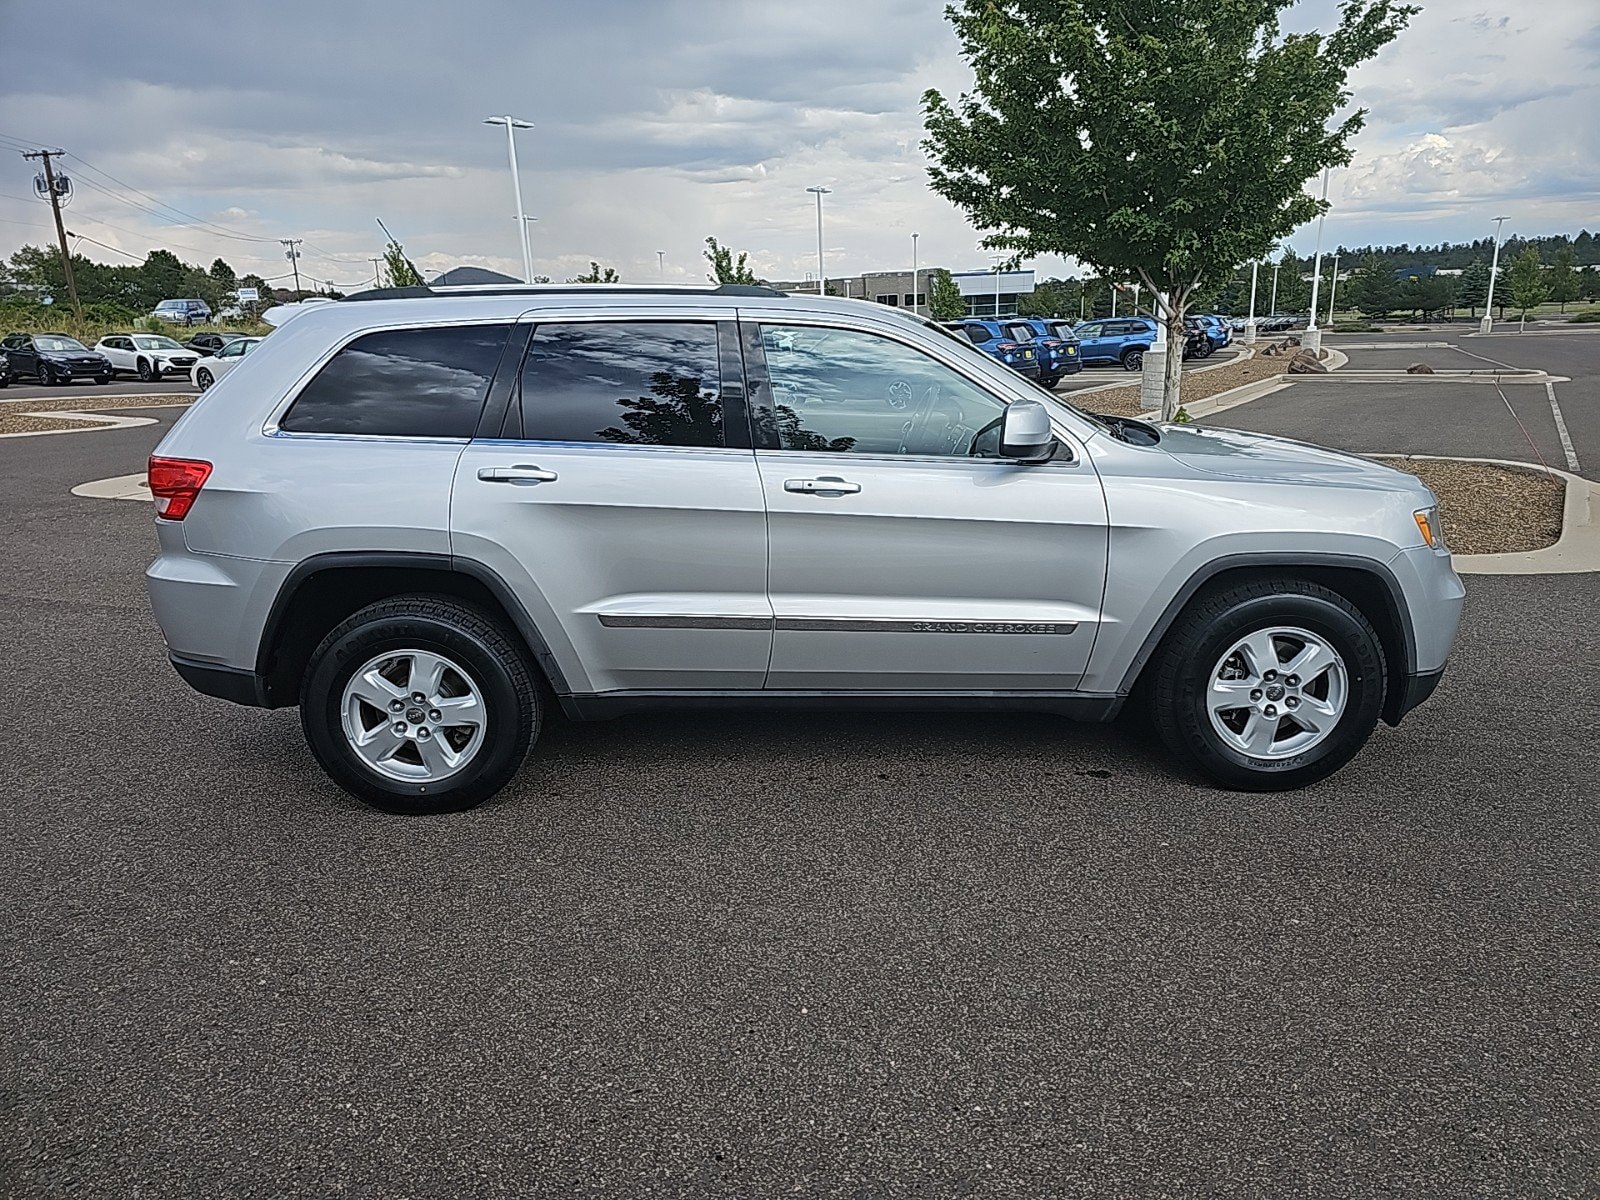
(569, 261, 620, 283)
(1346, 253, 1399, 320)
(1548, 247, 1579, 312)
(1457, 260, 1490, 316)
(1505, 248, 1547, 328)
(1579, 266, 1600, 303)
(921, 0, 1416, 418)
(926, 267, 965, 319)
(1016, 277, 1078, 319)
(379, 240, 423, 288)
(703, 236, 760, 284)
(208, 258, 237, 292)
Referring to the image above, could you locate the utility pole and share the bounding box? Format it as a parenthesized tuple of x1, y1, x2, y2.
(22, 149, 82, 321)
(370, 257, 382, 287)
(281, 238, 303, 297)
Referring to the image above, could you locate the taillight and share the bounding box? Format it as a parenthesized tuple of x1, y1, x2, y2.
(148, 456, 212, 520)
(996, 341, 1019, 351)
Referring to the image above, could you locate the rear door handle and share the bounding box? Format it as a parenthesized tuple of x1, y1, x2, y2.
(784, 476, 861, 496)
(477, 465, 558, 484)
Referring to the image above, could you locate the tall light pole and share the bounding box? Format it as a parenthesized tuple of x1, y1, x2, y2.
(990, 253, 1005, 318)
(1270, 259, 1281, 314)
(1481, 215, 1509, 334)
(911, 232, 919, 315)
(1327, 252, 1341, 325)
(484, 116, 534, 283)
(807, 186, 831, 295)
(1245, 259, 1260, 344)
(1305, 167, 1330, 352)
(657, 250, 665, 281)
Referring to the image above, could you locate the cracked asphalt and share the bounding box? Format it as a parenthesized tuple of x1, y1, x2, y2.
(2, 406, 1595, 1198)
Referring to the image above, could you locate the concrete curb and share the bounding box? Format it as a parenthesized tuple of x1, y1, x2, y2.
(1375, 455, 1600, 575)
(1133, 345, 1321, 422)
(0, 401, 192, 439)
(0, 391, 194, 405)
(1307, 369, 1556, 384)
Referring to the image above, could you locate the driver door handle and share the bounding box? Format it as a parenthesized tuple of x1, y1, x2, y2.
(478, 465, 558, 483)
(784, 476, 861, 496)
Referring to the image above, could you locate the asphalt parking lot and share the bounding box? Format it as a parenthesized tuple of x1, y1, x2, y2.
(1, 377, 198, 402)
(3, 390, 1595, 1196)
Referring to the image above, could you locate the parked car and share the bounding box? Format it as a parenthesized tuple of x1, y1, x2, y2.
(151, 298, 212, 327)
(93, 333, 200, 382)
(1071, 316, 1159, 370)
(145, 283, 1464, 813)
(0, 347, 12, 387)
(185, 332, 233, 357)
(1004, 318, 1083, 386)
(0, 332, 112, 385)
(941, 319, 1042, 379)
(1194, 315, 1232, 350)
(191, 336, 263, 390)
(1180, 317, 1214, 360)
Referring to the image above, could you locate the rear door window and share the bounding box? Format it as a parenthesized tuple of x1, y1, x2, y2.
(280, 323, 512, 437)
(517, 322, 724, 448)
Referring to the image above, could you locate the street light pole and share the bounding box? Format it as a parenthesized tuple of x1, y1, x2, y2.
(1305, 167, 1330, 353)
(1481, 214, 1509, 335)
(1270, 260, 1281, 315)
(806, 186, 831, 295)
(992, 254, 1003, 318)
(1245, 259, 1260, 344)
(1327, 252, 1341, 325)
(484, 116, 535, 283)
(657, 250, 665, 281)
(911, 232, 919, 315)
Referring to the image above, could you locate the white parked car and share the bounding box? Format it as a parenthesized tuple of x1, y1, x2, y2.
(93, 333, 201, 382)
(191, 336, 264, 391)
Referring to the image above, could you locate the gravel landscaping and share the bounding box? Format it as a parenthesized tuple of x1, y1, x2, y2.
(1377, 456, 1566, 555)
(1074, 349, 1294, 418)
(0, 395, 193, 436)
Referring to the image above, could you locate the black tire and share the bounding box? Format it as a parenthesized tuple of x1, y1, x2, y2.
(1120, 347, 1144, 371)
(137, 358, 155, 382)
(300, 595, 541, 814)
(196, 368, 214, 391)
(37, 364, 53, 386)
(94, 373, 111, 385)
(1148, 579, 1386, 791)
(1038, 374, 1060, 389)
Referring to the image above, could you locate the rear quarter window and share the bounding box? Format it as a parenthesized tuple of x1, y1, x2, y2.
(280, 323, 512, 437)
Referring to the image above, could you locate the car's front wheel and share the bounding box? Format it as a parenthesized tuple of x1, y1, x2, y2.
(1121, 347, 1144, 371)
(300, 596, 541, 814)
(137, 358, 159, 382)
(1038, 374, 1060, 389)
(36, 364, 53, 386)
(1148, 579, 1386, 791)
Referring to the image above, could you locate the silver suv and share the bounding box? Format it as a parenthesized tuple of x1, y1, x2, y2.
(145, 284, 1464, 813)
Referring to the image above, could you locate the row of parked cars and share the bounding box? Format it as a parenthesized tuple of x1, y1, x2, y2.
(943, 312, 1238, 382)
(0, 330, 263, 389)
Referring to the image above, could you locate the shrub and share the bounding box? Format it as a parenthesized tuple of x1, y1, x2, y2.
(1568, 308, 1600, 324)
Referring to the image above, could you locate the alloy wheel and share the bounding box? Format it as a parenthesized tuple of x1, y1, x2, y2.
(1206, 626, 1348, 759)
(340, 648, 488, 784)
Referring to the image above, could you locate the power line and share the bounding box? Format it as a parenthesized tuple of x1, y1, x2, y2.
(64, 151, 279, 243)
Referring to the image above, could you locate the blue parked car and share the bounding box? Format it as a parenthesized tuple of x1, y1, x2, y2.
(1071, 315, 1159, 370)
(941, 319, 1042, 379)
(1001, 318, 1083, 386)
(1194, 314, 1231, 351)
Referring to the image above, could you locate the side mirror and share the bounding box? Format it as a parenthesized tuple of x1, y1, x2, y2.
(998, 396, 1059, 463)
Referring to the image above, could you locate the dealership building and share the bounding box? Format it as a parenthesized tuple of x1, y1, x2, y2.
(767, 268, 1037, 319)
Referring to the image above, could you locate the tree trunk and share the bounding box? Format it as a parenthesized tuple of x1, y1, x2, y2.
(1160, 311, 1184, 421)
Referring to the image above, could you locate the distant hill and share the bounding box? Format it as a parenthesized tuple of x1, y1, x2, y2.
(428, 266, 521, 286)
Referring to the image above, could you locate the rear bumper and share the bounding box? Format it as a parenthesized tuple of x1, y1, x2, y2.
(170, 653, 269, 707)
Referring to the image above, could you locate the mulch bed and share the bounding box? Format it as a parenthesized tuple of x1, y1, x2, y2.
(1073, 349, 1294, 419)
(1375, 457, 1566, 555)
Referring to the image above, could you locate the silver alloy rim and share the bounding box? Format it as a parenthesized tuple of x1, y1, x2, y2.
(1206, 626, 1348, 760)
(340, 649, 487, 784)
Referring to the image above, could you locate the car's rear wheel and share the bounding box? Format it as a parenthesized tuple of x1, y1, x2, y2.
(196, 368, 214, 391)
(1148, 579, 1386, 791)
(1038, 374, 1060, 389)
(1120, 347, 1144, 371)
(300, 595, 540, 814)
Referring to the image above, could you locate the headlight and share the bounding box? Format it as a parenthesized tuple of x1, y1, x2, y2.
(1414, 506, 1446, 551)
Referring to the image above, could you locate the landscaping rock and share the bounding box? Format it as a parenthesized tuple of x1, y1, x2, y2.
(1287, 351, 1327, 374)
(1406, 363, 1435, 374)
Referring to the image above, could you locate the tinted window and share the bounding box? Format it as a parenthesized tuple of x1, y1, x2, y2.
(962, 326, 991, 344)
(758, 324, 1006, 458)
(281, 323, 511, 437)
(1003, 323, 1036, 342)
(1076, 323, 1103, 338)
(519, 322, 723, 447)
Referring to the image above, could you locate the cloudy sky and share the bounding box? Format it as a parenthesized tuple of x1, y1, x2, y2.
(1, 0, 1596, 288)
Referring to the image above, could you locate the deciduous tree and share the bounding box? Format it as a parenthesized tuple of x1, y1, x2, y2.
(1505, 248, 1547, 329)
(927, 268, 966, 320)
(569, 261, 620, 284)
(1549, 247, 1579, 312)
(922, 0, 1416, 418)
(703, 237, 760, 285)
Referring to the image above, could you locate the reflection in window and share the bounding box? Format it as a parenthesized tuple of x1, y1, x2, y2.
(281, 324, 511, 437)
(759, 324, 1006, 458)
(519, 323, 723, 448)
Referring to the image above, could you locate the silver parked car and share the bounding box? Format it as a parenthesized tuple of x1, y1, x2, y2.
(145, 284, 1464, 813)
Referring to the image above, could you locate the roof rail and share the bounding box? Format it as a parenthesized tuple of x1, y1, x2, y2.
(340, 282, 788, 303)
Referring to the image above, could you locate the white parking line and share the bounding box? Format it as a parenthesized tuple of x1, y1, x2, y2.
(1546, 381, 1580, 474)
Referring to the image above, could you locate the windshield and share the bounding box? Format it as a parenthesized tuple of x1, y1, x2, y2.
(134, 335, 183, 350)
(36, 336, 87, 352)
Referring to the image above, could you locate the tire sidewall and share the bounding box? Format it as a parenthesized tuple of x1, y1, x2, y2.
(1171, 593, 1384, 786)
(301, 612, 530, 812)
(1123, 349, 1143, 371)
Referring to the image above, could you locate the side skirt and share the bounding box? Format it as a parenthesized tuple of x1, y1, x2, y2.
(558, 690, 1126, 723)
